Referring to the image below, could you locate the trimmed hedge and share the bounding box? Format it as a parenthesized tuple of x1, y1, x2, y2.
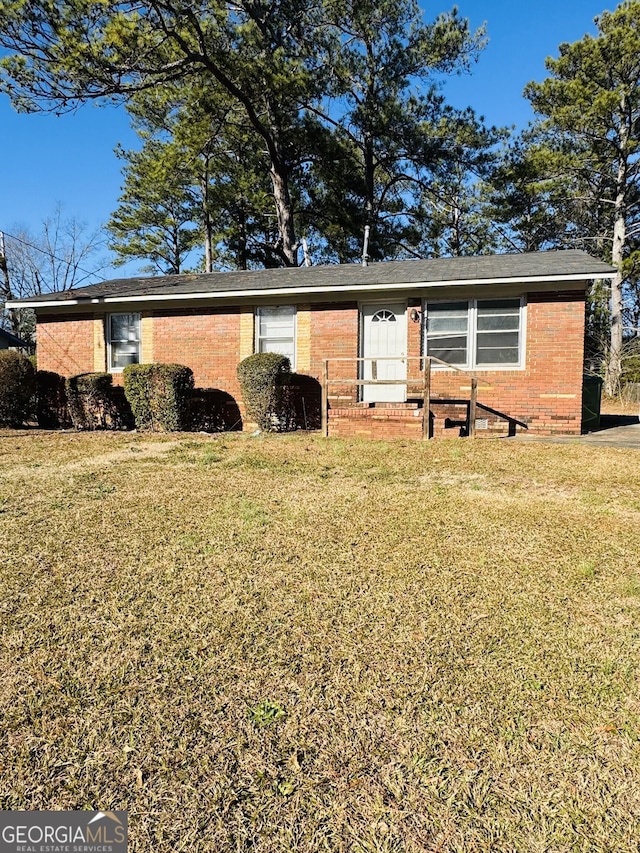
(0, 350, 36, 426)
(65, 373, 132, 430)
(36, 370, 70, 429)
(123, 363, 194, 431)
(237, 352, 291, 431)
(122, 364, 153, 430)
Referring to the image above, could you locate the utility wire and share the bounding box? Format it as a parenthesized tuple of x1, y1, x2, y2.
(0, 228, 109, 285)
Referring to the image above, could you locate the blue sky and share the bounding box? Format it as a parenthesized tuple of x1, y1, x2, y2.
(0, 0, 612, 279)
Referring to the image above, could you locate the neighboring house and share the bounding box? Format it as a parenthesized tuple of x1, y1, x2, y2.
(0, 328, 29, 350)
(6, 250, 616, 438)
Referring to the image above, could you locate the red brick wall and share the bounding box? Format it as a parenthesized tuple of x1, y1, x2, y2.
(329, 291, 586, 438)
(36, 314, 95, 376)
(309, 301, 359, 404)
(35, 308, 243, 393)
(36, 291, 586, 438)
(152, 308, 242, 396)
(422, 290, 586, 436)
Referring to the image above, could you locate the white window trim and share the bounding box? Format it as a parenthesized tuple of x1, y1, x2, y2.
(107, 312, 142, 373)
(255, 305, 297, 371)
(424, 297, 526, 370)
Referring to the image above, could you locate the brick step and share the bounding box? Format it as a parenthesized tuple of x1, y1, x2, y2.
(331, 397, 469, 409)
(328, 398, 523, 440)
(330, 408, 423, 419)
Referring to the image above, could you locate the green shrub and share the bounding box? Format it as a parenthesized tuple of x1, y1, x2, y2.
(123, 363, 194, 431)
(36, 370, 70, 429)
(122, 364, 154, 430)
(0, 350, 36, 426)
(237, 352, 291, 431)
(65, 373, 131, 430)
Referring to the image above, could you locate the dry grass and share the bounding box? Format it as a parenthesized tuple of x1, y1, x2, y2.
(601, 394, 640, 417)
(1, 430, 639, 852)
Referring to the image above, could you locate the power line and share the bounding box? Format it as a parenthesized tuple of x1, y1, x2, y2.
(0, 228, 109, 285)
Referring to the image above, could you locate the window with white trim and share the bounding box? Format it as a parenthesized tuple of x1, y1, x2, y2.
(425, 298, 523, 368)
(255, 306, 296, 368)
(424, 301, 469, 365)
(108, 313, 141, 370)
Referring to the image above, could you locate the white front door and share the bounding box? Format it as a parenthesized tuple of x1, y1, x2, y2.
(362, 302, 407, 403)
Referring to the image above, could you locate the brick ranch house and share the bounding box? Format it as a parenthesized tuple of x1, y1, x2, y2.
(8, 249, 615, 438)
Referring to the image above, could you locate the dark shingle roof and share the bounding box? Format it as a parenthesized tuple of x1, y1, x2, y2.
(0, 328, 28, 347)
(7, 250, 616, 306)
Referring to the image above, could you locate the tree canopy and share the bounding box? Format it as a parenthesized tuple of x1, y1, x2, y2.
(522, 0, 640, 392)
(4, 0, 640, 392)
(0, 0, 490, 266)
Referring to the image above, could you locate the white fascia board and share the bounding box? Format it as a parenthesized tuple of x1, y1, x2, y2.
(6, 270, 614, 309)
(5, 299, 81, 308)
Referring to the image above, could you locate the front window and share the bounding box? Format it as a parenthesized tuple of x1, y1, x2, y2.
(108, 313, 140, 370)
(425, 298, 523, 368)
(475, 299, 521, 365)
(255, 306, 296, 368)
(425, 301, 469, 365)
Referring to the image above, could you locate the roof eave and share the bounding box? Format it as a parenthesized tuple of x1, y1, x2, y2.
(5, 270, 615, 310)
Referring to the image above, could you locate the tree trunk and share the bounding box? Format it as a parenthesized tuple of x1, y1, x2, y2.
(604, 151, 627, 396)
(363, 131, 375, 258)
(172, 228, 181, 275)
(238, 206, 248, 271)
(204, 219, 213, 273)
(0, 241, 11, 304)
(270, 162, 298, 267)
(605, 263, 624, 396)
(452, 203, 461, 256)
(0, 234, 19, 337)
(201, 157, 213, 273)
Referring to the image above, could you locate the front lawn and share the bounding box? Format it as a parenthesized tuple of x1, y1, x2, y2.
(1, 431, 639, 852)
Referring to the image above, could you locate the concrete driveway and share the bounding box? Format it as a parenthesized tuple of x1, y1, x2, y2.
(515, 414, 640, 449)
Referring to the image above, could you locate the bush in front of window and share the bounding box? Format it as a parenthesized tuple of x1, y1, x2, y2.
(237, 353, 291, 431)
(66, 372, 132, 430)
(36, 370, 70, 429)
(123, 363, 194, 431)
(0, 350, 36, 427)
